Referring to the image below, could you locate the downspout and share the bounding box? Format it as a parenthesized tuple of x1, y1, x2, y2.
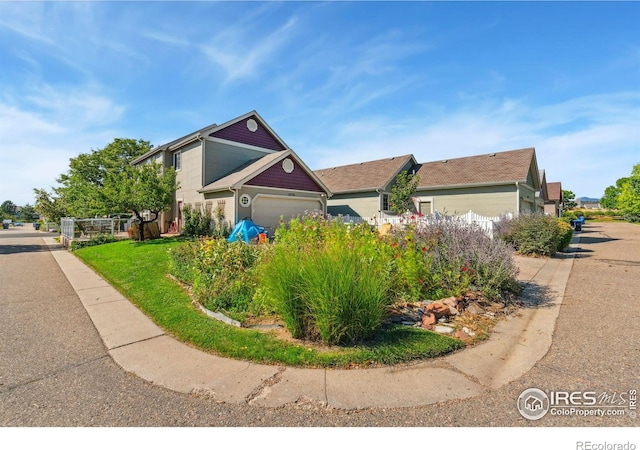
(515, 181, 520, 216)
(229, 187, 238, 225)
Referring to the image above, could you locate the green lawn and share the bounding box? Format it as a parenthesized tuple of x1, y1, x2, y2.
(74, 238, 463, 368)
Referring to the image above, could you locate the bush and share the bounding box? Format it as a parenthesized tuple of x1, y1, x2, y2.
(258, 214, 393, 345)
(556, 220, 573, 251)
(70, 233, 118, 251)
(500, 213, 563, 257)
(192, 239, 265, 313)
(182, 204, 212, 238)
(388, 218, 519, 300)
(181, 204, 231, 239)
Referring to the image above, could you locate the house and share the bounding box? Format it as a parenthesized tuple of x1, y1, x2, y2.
(132, 111, 331, 236)
(316, 147, 542, 219)
(537, 170, 550, 214)
(545, 182, 563, 217)
(314, 154, 418, 217)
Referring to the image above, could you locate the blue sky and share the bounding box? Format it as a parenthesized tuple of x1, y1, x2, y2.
(1, 1, 638, 206)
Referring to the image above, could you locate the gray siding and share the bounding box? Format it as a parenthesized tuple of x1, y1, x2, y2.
(327, 192, 380, 217)
(174, 140, 205, 208)
(204, 140, 273, 186)
(417, 184, 518, 217)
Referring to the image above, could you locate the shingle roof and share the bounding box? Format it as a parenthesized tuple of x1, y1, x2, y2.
(416, 147, 537, 188)
(547, 182, 562, 201)
(314, 154, 415, 194)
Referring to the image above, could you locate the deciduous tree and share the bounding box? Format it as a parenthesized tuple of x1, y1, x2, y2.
(389, 171, 419, 215)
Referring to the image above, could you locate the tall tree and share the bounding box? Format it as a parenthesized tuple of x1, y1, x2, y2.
(389, 171, 420, 215)
(54, 138, 153, 217)
(1, 200, 17, 217)
(33, 188, 69, 224)
(104, 163, 177, 241)
(600, 177, 628, 210)
(19, 204, 38, 221)
(562, 190, 577, 209)
(616, 164, 640, 220)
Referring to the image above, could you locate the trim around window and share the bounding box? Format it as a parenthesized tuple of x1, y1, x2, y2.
(382, 193, 390, 212)
(173, 151, 182, 171)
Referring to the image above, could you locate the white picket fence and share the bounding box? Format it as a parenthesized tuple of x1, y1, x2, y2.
(329, 211, 511, 239)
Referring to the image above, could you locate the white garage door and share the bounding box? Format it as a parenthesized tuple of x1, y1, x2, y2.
(252, 195, 323, 235)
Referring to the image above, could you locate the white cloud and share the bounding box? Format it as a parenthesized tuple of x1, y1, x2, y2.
(301, 92, 640, 198)
(0, 83, 126, 205)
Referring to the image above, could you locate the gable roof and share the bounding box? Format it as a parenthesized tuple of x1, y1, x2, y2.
(416, 147, 539, 189)
(539, 169, 549, 201)
(131, 110, 287, 166)
(199, 149, 330, 195)
(547, 182, 563, 201)
(314, 154, 417, 194)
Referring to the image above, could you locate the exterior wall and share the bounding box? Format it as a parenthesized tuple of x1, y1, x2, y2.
(544, 202, 559, 217)
(416, 184, 518, 217)
(202, 191, 236, 226)
(327, 191, 380, 217)
(173, 140, 205, 223)
(518, 184, 537, 214)
(203, 140, 271, 186)
(246, 158, 324, 192)
(209, 115, 285, 151)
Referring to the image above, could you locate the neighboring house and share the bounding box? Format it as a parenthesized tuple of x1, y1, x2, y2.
(575, 198, 602, 209)
(545, 182, 563, 217)
(316, 147, 542, 219)
(314, 154, 418, 217)
(537, 170, 549, 214)
(132, 111, 331, 236)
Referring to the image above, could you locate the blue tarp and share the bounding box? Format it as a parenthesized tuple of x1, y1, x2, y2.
(227, 220, 266, 243)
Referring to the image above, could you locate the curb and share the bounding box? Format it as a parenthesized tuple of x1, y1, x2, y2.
(42, 235, 579, 410)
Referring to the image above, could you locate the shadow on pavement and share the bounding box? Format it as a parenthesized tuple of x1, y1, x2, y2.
(517, 283, 555, 309)
(0, 243, 50, 255)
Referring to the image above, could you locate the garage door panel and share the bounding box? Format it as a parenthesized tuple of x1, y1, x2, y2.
(252, 196, 322, 233)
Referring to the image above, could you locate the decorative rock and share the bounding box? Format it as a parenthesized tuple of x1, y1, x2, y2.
(454, 329, 471, 340)
(434, 325, 454, 334)
(426, 301, 451, 319)
(421, 311, 437, 329)
(462, 326, 476, 337)
(465, 302, 484, 316)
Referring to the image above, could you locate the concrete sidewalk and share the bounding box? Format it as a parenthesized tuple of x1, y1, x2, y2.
(43, 236, 578, 410)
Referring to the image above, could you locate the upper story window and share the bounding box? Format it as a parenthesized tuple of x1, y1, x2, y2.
(173, 151, 182, 171)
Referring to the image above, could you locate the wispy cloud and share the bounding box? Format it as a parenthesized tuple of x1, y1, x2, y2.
(199, 15, 299, 84)
(303, 92, 640, 198)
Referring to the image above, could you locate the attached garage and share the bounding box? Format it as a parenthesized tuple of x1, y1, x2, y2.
(251, 194, 324, 235)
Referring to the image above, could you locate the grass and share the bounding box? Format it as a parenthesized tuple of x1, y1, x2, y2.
(74, 238, 463, 368)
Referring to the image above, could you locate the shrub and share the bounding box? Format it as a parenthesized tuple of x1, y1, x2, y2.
(258, 214, 393, 345)
(182, 204, 212, 238)
(193, 239, 265, 313)
(500, 213, 563, 256)
(70, 233, 118, 251)
(556, 220, 573, 252)
(181, 204, 231, 239)
(388, 218, 519, 300)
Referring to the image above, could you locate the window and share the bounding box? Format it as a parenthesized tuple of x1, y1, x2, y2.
(382, 194, 390, 211)
(173, 151, 182, 171)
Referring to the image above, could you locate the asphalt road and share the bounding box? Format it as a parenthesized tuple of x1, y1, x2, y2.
(1, 222, 638, 430)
